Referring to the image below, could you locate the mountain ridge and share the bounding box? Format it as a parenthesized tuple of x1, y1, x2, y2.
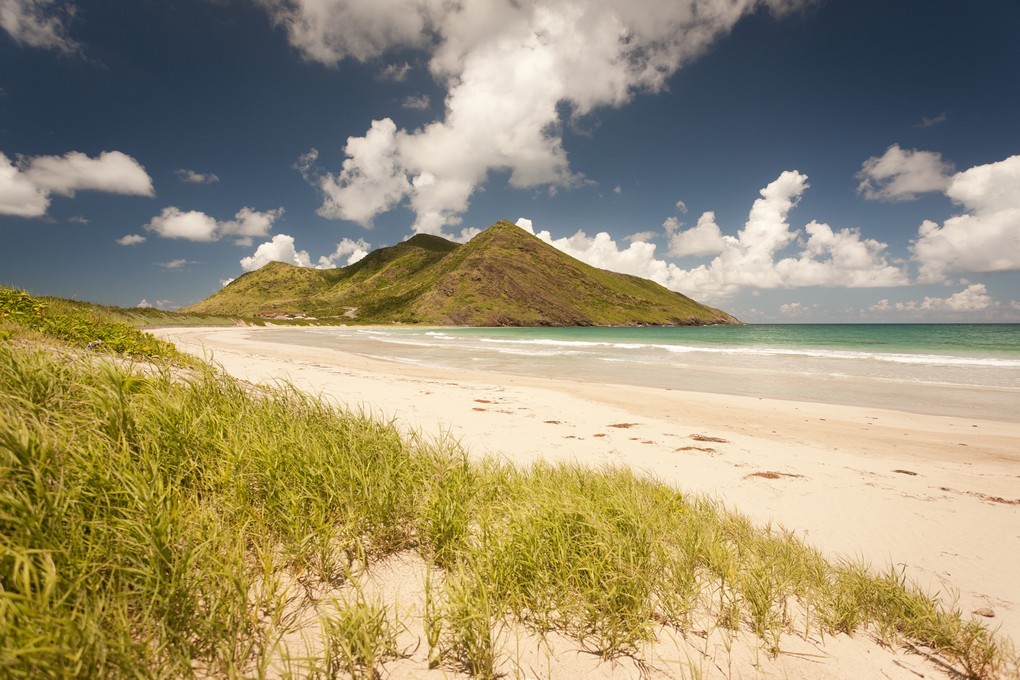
(184, 221, 739, 326)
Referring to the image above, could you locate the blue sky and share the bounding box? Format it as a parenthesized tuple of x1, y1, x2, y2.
(2, 0, 1019, 322)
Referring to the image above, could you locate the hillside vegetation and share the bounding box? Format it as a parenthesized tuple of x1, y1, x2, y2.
(0, 286, 183, 359)
(185, 221, 739, 326)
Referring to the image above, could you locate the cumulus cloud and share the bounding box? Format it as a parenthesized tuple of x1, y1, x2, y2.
(0, 152, 49, 216)
(518, 169, 909, 302)
(240, 233, 374, 272)
(870, 284, 995, 315)
(272, 0, 805, 238)
(774, 220, 906, 288)
(0, 0, 79, 53)
(517, 217, 671, 282)
(260, 0, 436, 65)
(219, 206, 286, 246)
(145, 207, 220, 242)
(921, 284, 994, 312)
(143, 206, 284, 244)
(23, 150, 154, 197)
(625, 230, 657, 243)
(511, 153, 1019, 303)
(316, 237, 371, 268)
(778, 301, 810, 318)
(0, 149, 152, 216)
(136, 298, 178, 310)
(668, 211, 724, 257)
(911, 154, 1020, 283)
(116, 233, 146, 246)
(240, 233, 313, 271)
(315, 118, 410, 226)
(175, 168, 220, 184)
(856, 144, 953, 201)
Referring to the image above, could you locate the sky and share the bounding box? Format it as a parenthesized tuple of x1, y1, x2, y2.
(2, 0, 1019, 322)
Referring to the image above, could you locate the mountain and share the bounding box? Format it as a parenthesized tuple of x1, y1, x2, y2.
(184, 221, 739, 326)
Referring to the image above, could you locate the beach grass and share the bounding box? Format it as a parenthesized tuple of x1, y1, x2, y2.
(0, 286, 184, 359)
(1, 289, 1015, 678)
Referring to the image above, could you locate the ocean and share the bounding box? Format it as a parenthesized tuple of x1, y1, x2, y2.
(261, 324, 1020, 420)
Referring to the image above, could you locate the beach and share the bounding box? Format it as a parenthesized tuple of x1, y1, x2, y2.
(154, 325, 1020, 676)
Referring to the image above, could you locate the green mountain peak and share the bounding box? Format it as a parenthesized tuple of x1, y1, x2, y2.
(184, 221, 739, 326)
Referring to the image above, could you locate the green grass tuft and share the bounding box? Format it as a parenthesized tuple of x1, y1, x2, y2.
(1, 286, 181, 359)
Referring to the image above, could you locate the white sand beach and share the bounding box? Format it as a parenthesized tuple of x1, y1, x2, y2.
(154, 326, 1020, 678)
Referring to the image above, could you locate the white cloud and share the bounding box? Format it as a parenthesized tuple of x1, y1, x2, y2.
(518, 169, 909, 302)
(778, 301, 810, 317)
(23, 150, 154, 197)
(921, 284, 993, 312)
(868, 298, 893, 313)
(261, 0, 436, 65)
(856, 144, 953, 201)
(869, 284, 995, 315)
(143, 206, 284, 244)
(239, 233, 376, 273)
(0, 151, 49, 216)
(145, 207, 220, 242)
(316, 118, 410, 226)
(240, 233, 313, 271)
(116, 233, 146, 246)
(666, 171, 811, 296)
(380, 61, 413, 81)
(316, 237, 371, 268)
(219, 206, 285, 246)
(517, 217, 671, 282)
(295, 147, 319, 177)
(156, 258, 194, 270)
(402, 94, 430, 110)
(0, 149, 153, 216)
(0, 0, 79, 53)
(675, 199, 688, 213)
(136, 298, 177, 310)
(911, 155, 1020, 283)
(220, 277, 235, 288)
(625, 230, 657, 243)
(277, 0, 805, 238)
(175, 168, 220, 184)
(774, 220, 906, 288)
(668, 211, 724, 257)
(613, 185, 622, 195)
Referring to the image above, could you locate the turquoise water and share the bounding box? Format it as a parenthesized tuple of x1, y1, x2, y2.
(435, 324, 1020, 359)
(265, 324, 1020, 419)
